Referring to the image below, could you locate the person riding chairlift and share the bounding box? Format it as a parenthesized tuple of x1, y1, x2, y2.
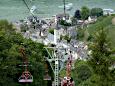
(68, 77, 75, 86)
(61, 77, 67, 86)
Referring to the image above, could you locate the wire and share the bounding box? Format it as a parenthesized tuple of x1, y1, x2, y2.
(22, 0, 36, 19)
(22, 0, 30, 12)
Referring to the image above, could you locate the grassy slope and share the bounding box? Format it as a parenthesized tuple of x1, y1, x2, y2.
(87, 15, 115, 47)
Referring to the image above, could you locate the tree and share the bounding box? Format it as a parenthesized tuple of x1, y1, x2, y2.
(90, 8, 103, 17)
(88, 27, 114, 86)
(71, 17, 78, 26)
(72, 60, 92, 86)
(0, 20, 47, 86)
(76, 65, 92, 81)
(78, 74, 102, 86)
(62, 35, 71, 43)
(76, 28, 85, 41)
(81, 6, 90, 20)
(48, 28, 54, 35)
(74, 10, 81, 19)
(20, 23, 29, 32)
(59, 19, 71, 26)
(59, 19, 71, 33)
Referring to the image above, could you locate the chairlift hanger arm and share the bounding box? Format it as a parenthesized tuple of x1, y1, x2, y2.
(44, 47, 54, 59)
(45, 57, 55, 73)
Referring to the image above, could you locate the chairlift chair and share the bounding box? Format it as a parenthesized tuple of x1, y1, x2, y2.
(18, 71, 33, 83)
(43, 70, 51, 80)
(43, 74, 51, 80)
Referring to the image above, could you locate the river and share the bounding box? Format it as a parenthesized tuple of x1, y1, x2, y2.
(0, 0, 115, 21)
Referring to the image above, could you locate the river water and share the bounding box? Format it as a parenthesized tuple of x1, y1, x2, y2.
(0, 0, 115, 21)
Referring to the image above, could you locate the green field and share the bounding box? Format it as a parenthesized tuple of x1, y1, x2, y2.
(87, 15, 115, 47)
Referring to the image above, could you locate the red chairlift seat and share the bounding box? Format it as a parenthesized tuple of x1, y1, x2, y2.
(18, 71, 33, 83)
(44, 71, 51, 80)
(44, 74, 51, 80)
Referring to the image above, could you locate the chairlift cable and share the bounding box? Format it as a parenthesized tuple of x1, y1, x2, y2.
(22, 0, 30, 13)
(22, 0, 36, 19)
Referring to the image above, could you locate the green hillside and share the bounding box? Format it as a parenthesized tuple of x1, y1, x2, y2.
(87, 15, 115, 47)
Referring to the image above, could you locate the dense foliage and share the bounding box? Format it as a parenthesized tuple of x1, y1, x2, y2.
(0, 20, 48, 86)
(60, 35, 71, 43)
(88, 28, 115, 86)
(74, 10, 81, 19)
(81, 6, 90, 20)
(74, 6, 103, 21)
(73, 60, 92, 86)
(48, 28, 54, 35)
(59, 19, 71, 26)
(90, 8, 103, 17)
(76, 28, 85, 40)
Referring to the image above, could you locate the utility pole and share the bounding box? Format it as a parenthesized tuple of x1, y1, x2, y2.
(63, 0, 66, 20)
(63, 0, 66, 15)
